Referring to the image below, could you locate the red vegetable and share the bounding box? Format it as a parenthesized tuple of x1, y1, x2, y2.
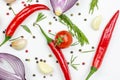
(37, 24, 71, 80)
(0, 4, 49, 47)
(86, 10, 119, 80)
(55, 30, 73, 49)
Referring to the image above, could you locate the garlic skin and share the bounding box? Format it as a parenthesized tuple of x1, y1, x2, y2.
(11, 39, 27, 50)
(5, 0, 16, 3)
(91, 15, 102, 30)
(38, 62, 53, 74)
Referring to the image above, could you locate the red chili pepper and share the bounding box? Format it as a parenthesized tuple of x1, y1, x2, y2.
(86, 10, 119, 80)
(0, 4, 49, 46)
(36, 24, 71, 80)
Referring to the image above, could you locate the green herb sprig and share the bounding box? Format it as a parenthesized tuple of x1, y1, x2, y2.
(59, 14, 89, 46)
(70, 55, 80, 70)
(89, 0, 99, 14)
(21, 25, 32, 35)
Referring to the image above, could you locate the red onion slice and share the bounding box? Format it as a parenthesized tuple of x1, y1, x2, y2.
(0, 53, 26, 80)
(50, 0, 78, 16)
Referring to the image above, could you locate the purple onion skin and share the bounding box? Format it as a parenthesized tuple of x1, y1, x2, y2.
(0, 53, 26, 80)
(50, 0, 78, 16)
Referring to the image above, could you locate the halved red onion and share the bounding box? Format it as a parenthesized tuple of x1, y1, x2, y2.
(50, 0, 78, 16)
(0, 53, 26, 80)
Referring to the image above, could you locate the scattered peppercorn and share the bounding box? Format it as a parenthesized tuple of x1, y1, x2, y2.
(43, 76, 46, 78)
(91, 46, 95, 49)
(84, 18, 87, 21)
(43, 60, 46, 63)
(49, 22, 52, 25)
(6, 3, 10, 6)
(70, 14, 73, 16)
(25, 50, 28, 53)
(56, 60, 58, 63)
(36, 61, 39, 63)
(50, 74, 53, 77)
(10, 44, 12, 47)
(70, 51, 73, 54)
(82, 62, 85, 65)
(78, 13, 81, 15)
(67, 62, 70, 65)
(25, 59, 30, 61)
(3, 30, 5, 34)
(35, 57, 38, 60)
(32, 35, 36, 39)
(48, 54, 52, 57)
(32, 74, 36, 77)
(9, 7, 12, 10)
(21, 36, 24, 38)
(76, 3, 80, 6)
(40, 59, 43, 62)
(79, 49, 82, 52)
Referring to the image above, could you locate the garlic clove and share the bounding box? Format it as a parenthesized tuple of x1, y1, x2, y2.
(5, 0, 16, 3)
(91, 15, 102, 30)
(11, 39, 27, 50)
(38, 62, 53, 74)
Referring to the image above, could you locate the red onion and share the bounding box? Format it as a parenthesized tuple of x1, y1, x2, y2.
(0, 53, 26, 80)
(50, 0, 78, 16)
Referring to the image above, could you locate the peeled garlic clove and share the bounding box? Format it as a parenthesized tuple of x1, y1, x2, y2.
(38, 62, 53, 74)
(11, 39, 27, 50)
(91, 15, 102, 30)
(5, 0, 16, 3)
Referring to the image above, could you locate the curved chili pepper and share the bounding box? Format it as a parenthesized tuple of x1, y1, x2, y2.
(0, 4, 49, 46)
(86, 10, 119, 80)
(36, 24, 71, 80)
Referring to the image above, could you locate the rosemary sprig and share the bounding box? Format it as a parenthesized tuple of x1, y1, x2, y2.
(35, 13, 46, 23)
(89, 0, 99, 14)
(59, 14, 89, 46)
(70, 55, 80, 70)
(81, 50, 95, 53)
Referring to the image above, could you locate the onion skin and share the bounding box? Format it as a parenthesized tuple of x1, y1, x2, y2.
(50, 0, 78, 16)
(0, 53, 26, 80)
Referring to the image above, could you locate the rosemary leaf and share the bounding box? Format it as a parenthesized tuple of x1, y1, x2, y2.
(21, 25, 32, 34)
(59, 14, 89, 46)
(71, 41, 79, 46)
(89, 0, 99, 14)
(81, 50, 95, 53)
(27, 0, 32, 2)
(35, 13, 46, 23)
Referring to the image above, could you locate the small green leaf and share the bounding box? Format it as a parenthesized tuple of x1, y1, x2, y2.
(36, 13, 46, 23)
(21, 25, 32, 34)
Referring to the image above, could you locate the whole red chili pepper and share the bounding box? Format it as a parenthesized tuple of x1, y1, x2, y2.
(35, 24, 71, 80)
(86, 10, 119, 80)
(0, 4, 49, 46)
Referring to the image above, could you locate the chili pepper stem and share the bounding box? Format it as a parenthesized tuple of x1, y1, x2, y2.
(0, 36, 11, 47)
(86, 66, 97, 80)
(33, 23, 52, 43)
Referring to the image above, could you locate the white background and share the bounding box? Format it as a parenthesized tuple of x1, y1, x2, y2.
(0, 0, 120, 80)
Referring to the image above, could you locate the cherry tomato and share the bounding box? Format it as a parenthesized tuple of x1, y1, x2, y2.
(55, 30, 73, 49)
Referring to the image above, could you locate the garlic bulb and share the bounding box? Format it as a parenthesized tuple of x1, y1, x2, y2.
(5, 0, 16, 3)
(11, 39, 27, 50)
(38, 62, 53, 74)
(91, 15, 102, 30)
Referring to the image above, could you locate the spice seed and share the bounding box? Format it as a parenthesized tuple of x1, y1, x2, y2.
(36, 61, 39, 63)
(56, 60, 58, 63)
(43, 60, 46, 63)
(32, 74, 36, 77)
(49, 22, 52, 25)
(32, 36, 36, 39)
(70, 14, 73, 16)
(35, 57, 38, 60)
(92, 46, 95, 49)
(50, 74, 53, 76)
(25, 59, 30, 61)
(78, 13, 81, 15)
(43, 76, 46, 78)
(76, 3, 80, 6)
(84, 18, 87, 21)
(79, 49, 82, 52)
(40, 59, 43, 62)
(70, 51, 73, 54)
(48, 54, 52, 57)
